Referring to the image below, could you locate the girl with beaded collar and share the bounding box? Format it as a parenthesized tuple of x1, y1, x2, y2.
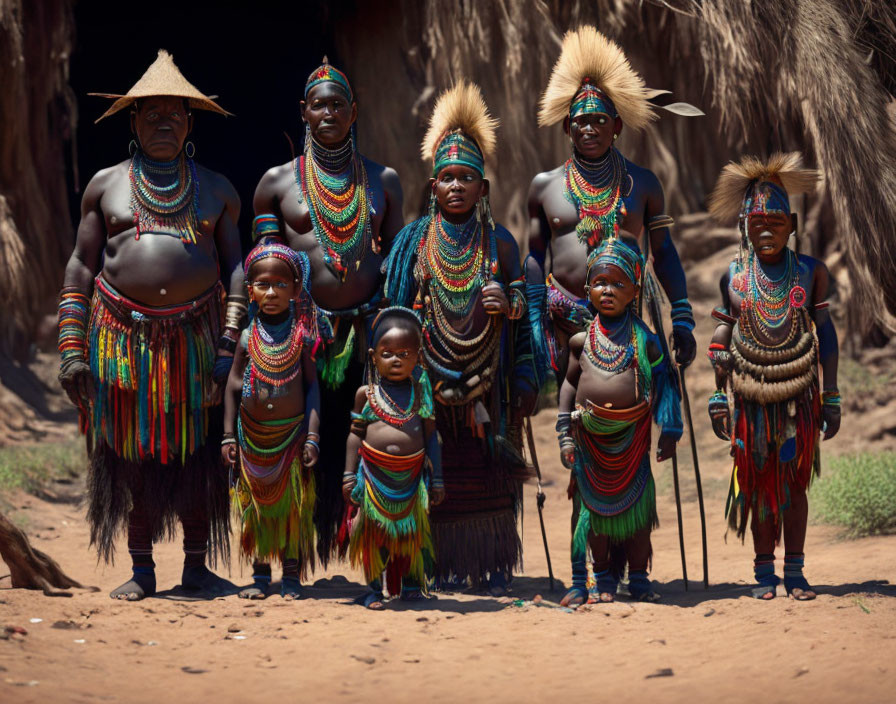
(556, 237, 682, 603)
(384, 82, 535, 595)
(342, 307, 443, 609)
(706, 153, 840, 601)
(222, 243, 322, 600)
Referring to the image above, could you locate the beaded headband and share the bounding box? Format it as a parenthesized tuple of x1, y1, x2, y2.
(570, 79, 618, 119)
(304, 61, 353, 103)
(371, 306, 423, 347)
(743, 180, 791, 219)
(586, 237, 643, 286)
(433, 130, 485, 177)
(244, 242, 312, 290)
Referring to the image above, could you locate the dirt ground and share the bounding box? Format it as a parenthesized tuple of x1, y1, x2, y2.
(2, 386, 895, 704)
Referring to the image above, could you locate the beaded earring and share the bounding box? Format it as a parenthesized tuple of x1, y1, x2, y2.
(428, 190, 437, 218)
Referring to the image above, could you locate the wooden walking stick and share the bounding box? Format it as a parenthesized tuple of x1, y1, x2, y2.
(679, 366, 709, 588)
(525, 417, 555, 591)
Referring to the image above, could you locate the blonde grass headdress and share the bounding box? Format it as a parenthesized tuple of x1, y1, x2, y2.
(90, 49, 231, 123)
(421, 81, 498, 177)
(538, 26, 654, 130)
(708, 152, 818, 223)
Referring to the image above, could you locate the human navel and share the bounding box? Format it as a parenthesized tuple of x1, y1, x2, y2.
(160, 288, 167, 296)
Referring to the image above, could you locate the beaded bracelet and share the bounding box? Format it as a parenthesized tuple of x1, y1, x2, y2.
(708, 390, 729, 419)
(507, 281, 527, 320)
(707, 343, 732, 370)
(822, 389, 841, 408)
(670, 298, 695, 331)
(58, 291, 90, 371)
(221, 437, 237, 446)
(304, 439, 320, 452)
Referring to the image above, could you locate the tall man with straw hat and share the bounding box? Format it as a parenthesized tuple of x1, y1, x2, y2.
(57, 50, 243, 600)
(527, 26, 699, 606)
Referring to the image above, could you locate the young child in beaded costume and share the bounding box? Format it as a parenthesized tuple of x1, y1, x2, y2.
(222, 243, 322, 600)
(706, 153, 840, 601)
(342, 307, 443, 609)
(557, 237, 682, 603)
(383, 82, 538, 595)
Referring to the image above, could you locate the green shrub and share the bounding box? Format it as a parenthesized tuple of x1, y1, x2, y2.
(0, 440, 86, 495)
(811, 452, 896, 538)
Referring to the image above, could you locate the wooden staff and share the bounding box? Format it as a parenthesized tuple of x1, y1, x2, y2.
(525, 417, 555, 592)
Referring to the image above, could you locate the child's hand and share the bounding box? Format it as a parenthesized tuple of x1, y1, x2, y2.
(822, 405, 841, 440)
(342, 481, 358, 506)
(58, 360, 95, 409)
(302, 441, 319, 467)
(560, 446, 576, 469)
(566, 472, 578, 500)
(220, 442, 237, 467)
(656, 433, 677, 462)
(431, 486, 445, 506)
(481, 282, 509, 316)
(708, 393, 731, 441)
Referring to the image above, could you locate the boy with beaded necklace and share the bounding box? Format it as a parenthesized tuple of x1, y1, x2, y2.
(343, 307, 443, 609)
(706, 153, 840, 601)
(222, 243, 322, 599)
(557, 237, 682, 603)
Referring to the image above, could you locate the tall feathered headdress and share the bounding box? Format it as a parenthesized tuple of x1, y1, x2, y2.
(421, 81, 498, 176)
(708, 152, 819, 223)
(538, 26, 654, 130)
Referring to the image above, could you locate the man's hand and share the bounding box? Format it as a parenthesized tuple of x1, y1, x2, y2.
(482, 281, 510, 316)
(657, 432, 677, 462)
(342, 480, 358, 507)
(672, 327, 697, 368)
(822, 406, 841, 440)
(431, 486, 445, 506)
(59, 360, 94, 409)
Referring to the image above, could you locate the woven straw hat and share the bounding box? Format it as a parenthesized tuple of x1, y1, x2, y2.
(90, 49, 231, 122)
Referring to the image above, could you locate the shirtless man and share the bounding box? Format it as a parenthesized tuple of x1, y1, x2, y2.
(57, 51, 244, 600)
(527, 27, 696, 605)
(252, 59, 404, 561)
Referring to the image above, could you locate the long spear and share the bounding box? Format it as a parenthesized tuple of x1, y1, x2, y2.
(525, 417, 555, 592)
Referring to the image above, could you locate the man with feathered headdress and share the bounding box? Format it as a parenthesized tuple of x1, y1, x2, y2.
(383, 82, 535, 594)
(706, 153, 840, 601)
(57, 50, 243, 600)
(527, 26, 699, 606)
(252, 57, 405, 566)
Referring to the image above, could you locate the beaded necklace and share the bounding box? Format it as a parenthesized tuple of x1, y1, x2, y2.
(420, 213, 496, 316)
(244, 314, 304, 395)
(564, 147, 628, 250)
(584, 312, 636, 373)
(366, 379, 421, 427)
(297, 137, 374, 281)
(129, 151, 199, 244)
(738, 249, 804, 347)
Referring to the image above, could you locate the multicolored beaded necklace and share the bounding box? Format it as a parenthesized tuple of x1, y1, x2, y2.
(366, 379, 421, 427)
(738, 249, 804, 347)
(419, 213, 497, 317)
(244, 315, 304, 396)
(297, 136, 374, 281)
(585, 312, 636, 374)
(564, 147, 628, 250)
(129, 151, 199, 244)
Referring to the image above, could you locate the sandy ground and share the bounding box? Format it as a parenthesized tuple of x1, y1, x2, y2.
(2, 392, 895, 704)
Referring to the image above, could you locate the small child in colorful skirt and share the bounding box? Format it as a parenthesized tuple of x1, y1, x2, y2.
(706, 154, 840, 601)
(222, 242, 322, 599)
(557, 237, 682, 603)
(343, 307, 444, 610)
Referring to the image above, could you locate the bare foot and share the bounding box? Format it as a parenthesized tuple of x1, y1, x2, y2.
(400, 588, 427, 602)
(238, 585, 268, 600)
(181, 566, 232, 597)
(598, 591, 615, 603)
(110, 572, 156, 601)
(560, 587, 587, 607)
(281, 576, 303, 600)
(752, 584, 777, 600)
(787, 587, 816, 601)
(356, 591, 385, 610)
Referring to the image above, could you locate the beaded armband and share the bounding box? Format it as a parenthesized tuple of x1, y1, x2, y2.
(706, 342, 732, 371)
(647, 214, 675, 232)
(508, 280, 527, 320)
(711, 307, 736, 326)
(57, 289, 90, 373)
(822, 388, 841, 409)
(670, 297, 695, 332)
(253, 214, 281, 243)
(708, 390, 729, 420)
(349, 411, 369, 437)
(224, 295, 249, 331)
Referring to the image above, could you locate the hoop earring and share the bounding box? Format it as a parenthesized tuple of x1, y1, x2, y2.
(185, 141, 196, 159)
(128, 139, 138, 156)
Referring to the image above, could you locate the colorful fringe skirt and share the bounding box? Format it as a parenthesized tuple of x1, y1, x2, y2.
(572, 400, 657, 552)
(348, 443, 434, 595)
(234, 410, 316, 575)
(87, 275, 223, 464)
